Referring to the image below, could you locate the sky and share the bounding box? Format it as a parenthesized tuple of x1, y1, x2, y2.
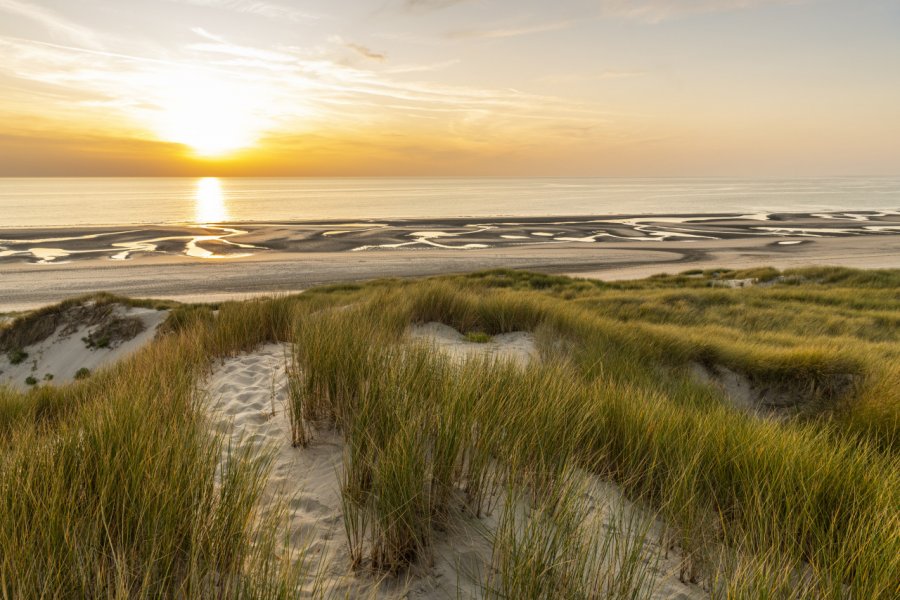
(0, 0, 898, 177)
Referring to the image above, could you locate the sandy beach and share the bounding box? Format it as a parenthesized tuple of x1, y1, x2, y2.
(2, 211, 898, 311)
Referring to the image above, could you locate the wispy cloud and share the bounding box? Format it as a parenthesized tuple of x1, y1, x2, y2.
(0, 27, 613, 154)
(384, 59, 460, 74)
(537, 70, 647, 85)
(190, 27, 226, 43)
(598, 0, 805, 23)
(189, 29, 298, 63)
(0, 2, 639, 174)
(329, 35, 387, 62)
(0, 0, 101, 48)
(402, 0, 471, 12)
(172, 0, 321, 22)
(345, 43, 386, 62)
(448, 20, 574, 40)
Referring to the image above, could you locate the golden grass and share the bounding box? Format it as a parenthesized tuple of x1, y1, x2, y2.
(0, 266, 897, 598)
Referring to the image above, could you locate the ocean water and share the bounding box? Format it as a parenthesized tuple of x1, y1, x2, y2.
(1, 177, 898, 228)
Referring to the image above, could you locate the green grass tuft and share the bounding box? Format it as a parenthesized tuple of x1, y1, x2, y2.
(6, 349, 27, 365)
(464, 331, 492, 343)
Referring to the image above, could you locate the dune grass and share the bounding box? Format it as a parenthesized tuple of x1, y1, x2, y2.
(0, 266, 897, 598)
(0, 299, 312, 597)
(484, 472, 660, 600)
(286, 280, 899, 597)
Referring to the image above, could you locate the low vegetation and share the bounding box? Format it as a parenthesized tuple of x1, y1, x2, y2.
(0, 266, 896, 598)
(6, 349, 27, 365)
(464, 330, 492, 343)
(82, 315, 145, 349)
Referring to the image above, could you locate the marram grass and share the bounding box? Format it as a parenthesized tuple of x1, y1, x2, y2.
(0, 266, 897, 598)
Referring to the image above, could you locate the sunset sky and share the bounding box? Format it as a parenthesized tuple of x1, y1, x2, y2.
(1, 0, 898, 176)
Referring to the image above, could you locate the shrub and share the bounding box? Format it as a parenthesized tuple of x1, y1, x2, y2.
(7, 349, 28, 365)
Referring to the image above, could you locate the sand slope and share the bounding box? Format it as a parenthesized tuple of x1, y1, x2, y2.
(0, 305, 167, 391)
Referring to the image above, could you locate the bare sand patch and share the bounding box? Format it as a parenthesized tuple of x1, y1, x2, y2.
(407, 322, 539, 366)
(690, 362, 857, 416)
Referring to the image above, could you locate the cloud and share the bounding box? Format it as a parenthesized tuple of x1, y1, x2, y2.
(403, 0, 470, 11)
(0, 0, 101, 48)
(329, 35, 387, 62)
(346, 43, 386, 62)
(448, 20, 574, 40)
(384, 59, 460, 74)
(190, 29, 298, 63)
(598, 0, 805, 22)
(0, 21, 617, 170)
(173, 0, 320, 22)
(191, 27, 226, 43)
(537, 70, 647, 85)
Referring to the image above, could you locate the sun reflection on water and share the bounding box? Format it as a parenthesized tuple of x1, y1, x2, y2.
(194, 177, 228, 224)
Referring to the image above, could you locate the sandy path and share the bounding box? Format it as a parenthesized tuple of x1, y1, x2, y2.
(202, 345, 357, 594)
(204, 343, 499, 598)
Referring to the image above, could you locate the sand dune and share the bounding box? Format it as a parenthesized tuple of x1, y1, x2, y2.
(202, 341, 705, 598)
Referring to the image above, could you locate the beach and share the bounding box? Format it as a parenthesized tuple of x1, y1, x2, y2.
(2, 211, 898, 311)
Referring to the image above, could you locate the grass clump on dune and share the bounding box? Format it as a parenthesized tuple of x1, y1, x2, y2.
(485, 472, 659, 600)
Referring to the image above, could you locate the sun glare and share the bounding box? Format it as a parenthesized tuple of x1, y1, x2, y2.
(194, 177, 228, 223)
(152, 72, 268, 157)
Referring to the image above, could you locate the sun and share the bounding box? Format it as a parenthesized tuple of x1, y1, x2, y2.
(151, 71, 268, 157)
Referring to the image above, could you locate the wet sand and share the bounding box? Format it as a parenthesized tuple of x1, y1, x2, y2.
(1, 211, 898, 311)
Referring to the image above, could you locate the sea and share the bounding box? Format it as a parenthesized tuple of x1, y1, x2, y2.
(1, 177, 899, 228)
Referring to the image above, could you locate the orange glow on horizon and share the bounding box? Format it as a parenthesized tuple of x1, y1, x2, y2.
(0, 0, 898, 176)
